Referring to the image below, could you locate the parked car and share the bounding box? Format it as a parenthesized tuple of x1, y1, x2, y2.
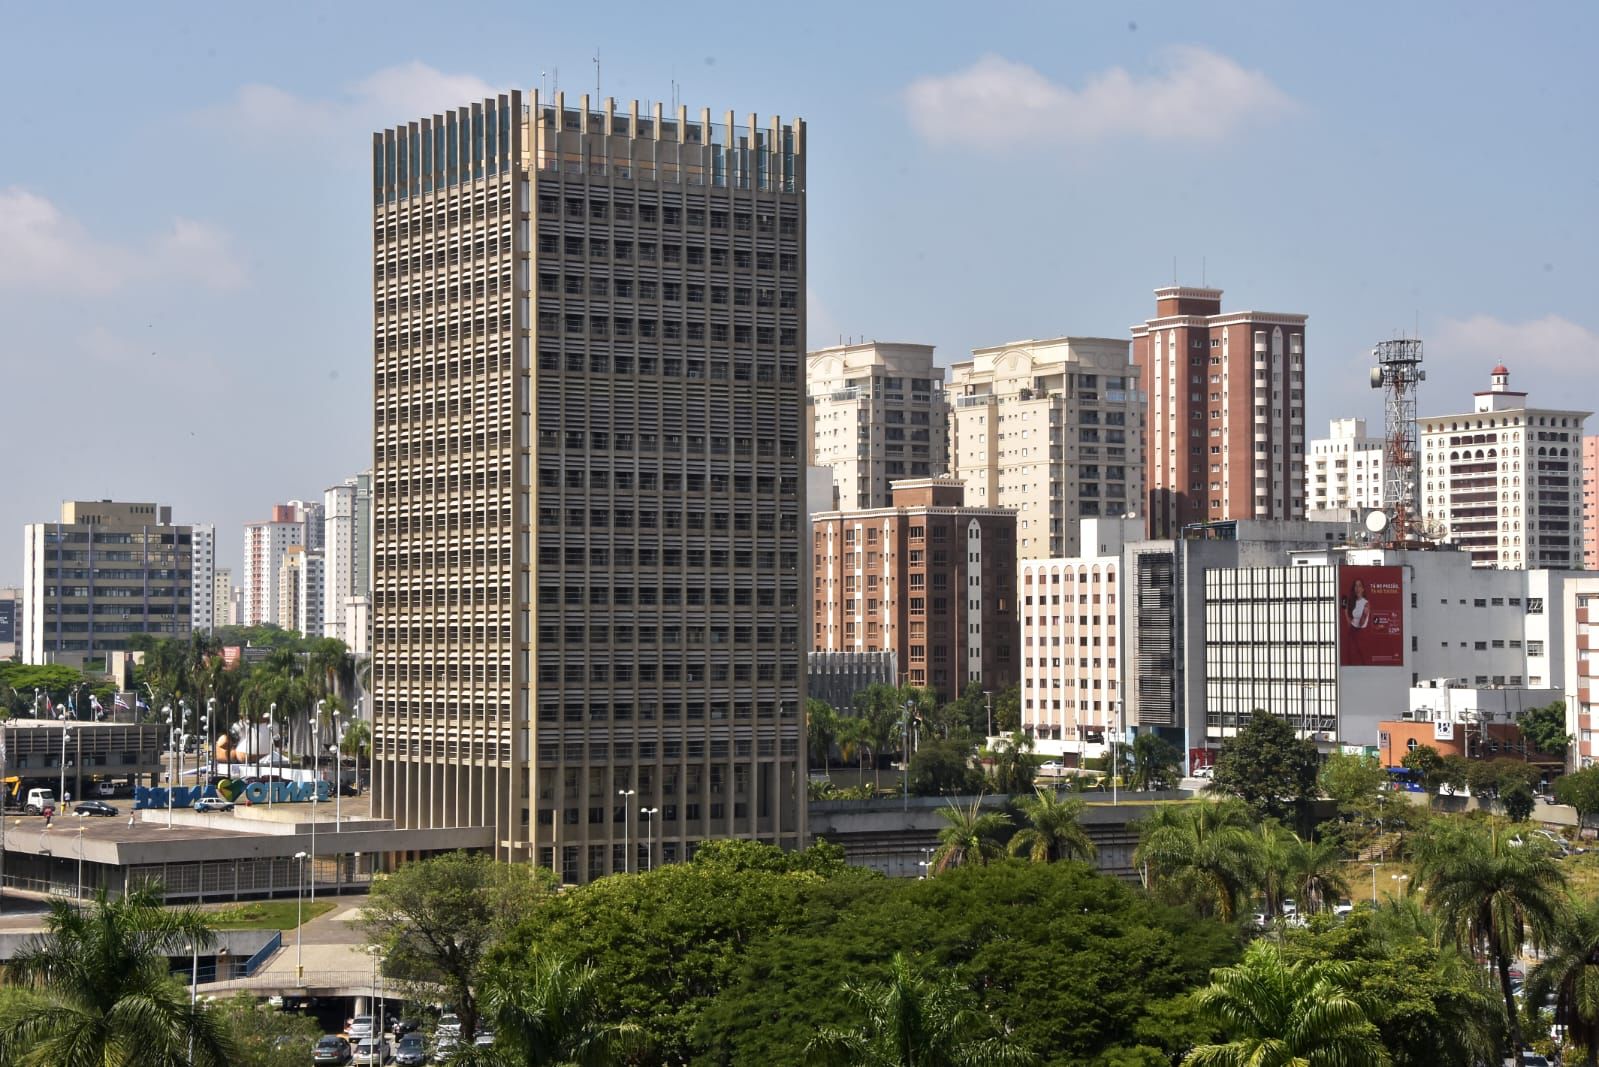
(1280, 898, 1298, 918)
(313, 1035, 353, 1065)
(431, 1034, 458, 1063)
(1332, 900, 1354, 917)
(390, 1017, 421, 1038)
(435, 1014, 461, 1038)
(193, 796, 234, 814)
(474, 1028, 495, 1048)
(74, 800, 119, 817)
(1037, 760, 1064, 776)
(394, 1034, 427, 1066)
(93, 780, 117, 797)
(1191, 765, 1214, 779)
(352, 1037, 391, 1064)
(347, 1015, 375, 1041)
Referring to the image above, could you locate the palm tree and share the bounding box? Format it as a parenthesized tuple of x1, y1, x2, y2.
(1183, 940, 1389, 1067)
(1127, 732, 1181, 792)
(1289, 836, 1351, 914)
(1135, 800, 1259, 921)
(1007, 789, 1096, 864)
(931, 795, 1013, 873)
(1248, 821, 1296, 918)
(461, 951, 645, 1066)
(1414, 820, 1567, 1064)
(806, 952, 1036, 1066)
(0, 888, 234, 1067)
(1527, 899, 1599, 1067)
(988, 731, 1039, 795)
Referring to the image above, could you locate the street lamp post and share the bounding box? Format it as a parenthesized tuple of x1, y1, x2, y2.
(1111, 701, 1122, 806)
(640, 807, 659, 872)
(353, 851, 362, 890)
(294, 851, 308, 979)
(1368, 862, 1381, 905)
(617, 789, 636, 873)
(58, 722, 72, 809)
(1390, 874, 1409, 899)
(207, 697, 217, 780)
(75, 826, 85, 900)
(330, 706, 342, 831)
(308, 774, 318, 905)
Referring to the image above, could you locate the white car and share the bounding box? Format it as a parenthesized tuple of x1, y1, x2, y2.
(1037, 760, 1064, 776)
(436, 1014, 461, 1038)
(193, 796, 234, 814)
(1191, 766, 1214, 779)
(1332, 901, 1354, 917)
(348, 1015, 375, 1041)
(1281, 899, 1298, 918)
(352, 1037, 390, 1064)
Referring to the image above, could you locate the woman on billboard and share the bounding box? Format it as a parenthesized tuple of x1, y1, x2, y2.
(1342, 577, 1369, 662)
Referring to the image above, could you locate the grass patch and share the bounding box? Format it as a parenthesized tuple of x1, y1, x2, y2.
(205, 900, 336, 931)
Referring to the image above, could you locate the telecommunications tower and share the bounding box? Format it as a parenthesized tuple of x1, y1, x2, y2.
(1369, 338, 1425, 542)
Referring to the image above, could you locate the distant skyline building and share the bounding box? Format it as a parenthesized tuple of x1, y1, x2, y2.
(1131, 286, 1308, 537)
(213, 567, 233, 629)
(0, 585, 18, 661)
(323, 472, 373, 644)
(192, 523, 216, 633)
(22, 500, 193, 667)
(1306, 418, 1385, 514)
(371, 90, 809, 880)
(1583, 435, 1599, 570)
(805, 341, 947, 510)
(242, 504, 306, 627)
(275, 544, 324, 637)
(288, 499, 326, 553)
(947, 336, 1145, 559)
(810, 478, 1017, 700)
(1420, 365, 1590, 569)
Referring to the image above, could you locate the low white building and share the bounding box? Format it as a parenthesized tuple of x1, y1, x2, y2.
(1306, 418, 1385, 513)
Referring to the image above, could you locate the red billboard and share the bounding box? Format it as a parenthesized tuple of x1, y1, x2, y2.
(1338, 564, 1404, 667)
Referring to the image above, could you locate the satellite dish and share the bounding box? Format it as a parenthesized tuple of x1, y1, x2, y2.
(1365, 511, 1390, 534)
(1370, 367, 1385, 389)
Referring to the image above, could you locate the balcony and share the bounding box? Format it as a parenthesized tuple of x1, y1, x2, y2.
(1581, 630, 1599, 652)
(1582, 659, 1599, 679)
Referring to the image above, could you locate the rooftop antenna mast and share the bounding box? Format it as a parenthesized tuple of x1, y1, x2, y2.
(1369, 337, 1426, 543)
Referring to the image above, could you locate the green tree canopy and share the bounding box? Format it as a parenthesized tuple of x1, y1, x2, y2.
(1007, 789, 1096, 864)
(1555, 765, 1599, 828)
(1520, 700, 1571, 758)
(987, 730, 1039, 795)
(1127, 733, 1182, 792)
(1320, 751, 1387, 810)
(362, 851, 556, 1041)
(1209, 711, 1320, 822)
(908, 737, 986, 797)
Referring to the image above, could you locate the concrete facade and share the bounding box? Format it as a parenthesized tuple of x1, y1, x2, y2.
(192, 524, 216, 633)
(242, 507, 306, 628)
(948, 336, 1145, 559)
(1307, 418, 1385, 513)
(1419, 365, 1589, 569)
(805, 342, 947, 510)
(810, 478, 1017, 700)
(1131, 287, 1308, 537)
(371, 91, 809, 882)
(22, 501, 193, 666)
(1583, 435, 1599, 570)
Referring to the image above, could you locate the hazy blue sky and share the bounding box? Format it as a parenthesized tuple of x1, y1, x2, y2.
(3, 1, 1596, 582)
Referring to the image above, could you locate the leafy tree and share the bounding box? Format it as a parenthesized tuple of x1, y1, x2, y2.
(908, 737, 986, 797)
(362, 851, 556, 1041)
(1209, 710, 1319, 822)
(1182, 940, 1389, 1067)
(1279, 907, 1501, 1067)
(1413, 820, 1568, 1064)
(993, 685, 1022, 734)
(806, 698, 839, 769)
(1502, 780, 1537, 822)
(1135, 800, 1260, 921)
(931, 795, 1013, 873)
(1521, 700, 1571, 758)
(0, 888, 234, 1067)
(339, 718, 371, 761)
(1527, 899, 1599, 1067)
(1555, 765, 1599, 828)
(1401, 744, 1447, 800)
(1127, 732, 1182, 792)
(1247, 821, 1297, 918)
(461, 951, 646, 1066)
(1321, 751, 1387, 810)
(1438, 753, 1471, 796)
(0, 663, 89, 715)
(1007, 789, 1096, 864)
(848, 683, 908, 792)
(987, 730, 1039, 794)
(805, 952, 1037, 1066)
(213, 992, 323, 1067)
(1290, 836, 1352, 913)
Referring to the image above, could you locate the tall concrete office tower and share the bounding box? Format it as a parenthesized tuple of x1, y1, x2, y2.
(371, 91, 808, 879)
(1131, 287, 1308, 537)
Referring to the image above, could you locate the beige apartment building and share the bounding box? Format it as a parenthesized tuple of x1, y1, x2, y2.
(947, 337, 1145, 559)
(21, 501, 193, 667)
(371, 90, 807, 882)
(805, 341, 947, 510)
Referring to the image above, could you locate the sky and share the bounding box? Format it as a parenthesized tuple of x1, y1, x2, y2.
(2, 1, 1597, 583)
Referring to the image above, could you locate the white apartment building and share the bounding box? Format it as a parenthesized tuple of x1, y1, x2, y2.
(805, 342, 947, 510)
(1420, 365, 1589, 569)
(275, 545, 324, 637)
(0, 586, 20, 660)
(242, 506, 306, 627)
(1561, 577, 1599, 768)
(1306, 419, 1385, 513)
(213, 568, 232, 629)
(1020, 518, 1143, 762)
(948, 337, 1146, 559)
(191, 524, 216, 633)
(288, 499, 326, 552)
(323, 472, 373, 644)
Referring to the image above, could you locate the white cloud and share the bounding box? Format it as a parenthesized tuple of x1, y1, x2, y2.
(206, 61, 510, 147)
(0, 187, 244, 294)
(904, 47, 1296, 148)
(1434, 314, 1599, 374)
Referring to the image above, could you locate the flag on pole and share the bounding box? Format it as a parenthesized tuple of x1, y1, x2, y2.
(114, 695, 130, 711)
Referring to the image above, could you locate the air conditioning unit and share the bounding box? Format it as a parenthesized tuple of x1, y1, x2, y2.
(1400, 710, 1415, 720)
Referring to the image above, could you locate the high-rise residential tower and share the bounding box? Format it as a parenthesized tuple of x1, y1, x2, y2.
(1583, 435, 1599, 570)
(371, 91, 808, 880)
(242, 505, 305, 627)
(323, 472, 374, 643)
(1420, 365, 1589, 568)
(805, 342, 947, 510)
(213, 568, 233, 628)
(22, 501, 193, 666)
(1306, 419, 1385, 513)
(947, 336, 1145, 559)
(1131, 287, 1308, 537)
(191, 523, 216, 632)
